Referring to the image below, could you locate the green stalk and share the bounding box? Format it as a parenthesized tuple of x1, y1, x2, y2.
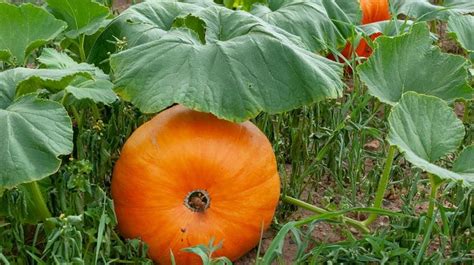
(282, 196, 370, 233)
(426, 174, 443, 221)
(71, 105, 82, 128)
(363, 145, 396, 226)
(91, 104, 101, 121)
(23, 181, 51, 221)
(78, 35, 86, 62)
(71, 105, 85, 159)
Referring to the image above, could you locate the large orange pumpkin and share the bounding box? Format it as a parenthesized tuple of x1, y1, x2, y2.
(111, 105, 280, 264)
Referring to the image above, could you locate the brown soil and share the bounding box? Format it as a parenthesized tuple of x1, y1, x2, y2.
(234, 173, 412, 264)
(233, 163, 451, 264)
(112, 0, 134, 13)
(434, 21, 469, 120)
(435, 22, 464, 55)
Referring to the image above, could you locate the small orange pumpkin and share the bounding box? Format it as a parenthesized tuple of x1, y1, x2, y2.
(329, 0, 390, 61)
(348, 0, 391, 58)
(111, 105, 280, 264)
(339, 32, 383, 59)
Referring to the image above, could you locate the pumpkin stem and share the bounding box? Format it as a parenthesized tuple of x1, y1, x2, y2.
(184, 190, 210, 212)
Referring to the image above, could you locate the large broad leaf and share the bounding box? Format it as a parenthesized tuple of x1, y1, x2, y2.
(88, 1, 203, 70)
(0, 49, 113, 105)
(38, 49, 116, 104)
(448, 15, 474, 61)
(0, 3, 67, 65)
(178, 0, 217, 7)
(0, 60, 87, 188)
(387, 92, 473, 187)
(358, 23, 473, 105)
(37, 48, 79, 69)
(46, 0, 110, 39)
(0, 94, 73, 188)
(64, 78, 117, 105)
(393, 0, 474, 21)
(250, 0, 346, 52)
(388, 92, 464, 163)
(38, 48, 107, 79)
(111, 5, 344, 122)
(359, 20, 414, 37)
(0, 67, 95, 106)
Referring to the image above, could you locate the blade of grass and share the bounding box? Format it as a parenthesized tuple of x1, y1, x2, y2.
(416, 210, 438, 263)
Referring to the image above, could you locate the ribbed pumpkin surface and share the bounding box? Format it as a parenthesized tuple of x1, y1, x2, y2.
(112, 105, 280, 264)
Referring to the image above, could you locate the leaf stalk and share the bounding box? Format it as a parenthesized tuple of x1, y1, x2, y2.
(23, 181, 51, 221)
(282, 195, 370, 233)
(363, 144, 396, 226)
(426, 173, 443, 221)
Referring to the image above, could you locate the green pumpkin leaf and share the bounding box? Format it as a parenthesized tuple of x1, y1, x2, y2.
(358, 23, 473, 105)
(319, 0, 361, 45)
(38, 48, 79, 68)
(388, 92, 465, 163)
(37, 48, 116, 104)
(88, 1, 203, 70)
(0, 49, 112, 105)
(332, 0, 362, 25)
(0, 68, 94, 105)
(46, 0, 110, 39)
(387, 92, 473, 187)
(111, 5, 344, 122)
(0, 71, 21, 109)
(453, 146, 474, 176)
(359, 20, 414, 37)
(250, 0, 346, 52)
(176, 0, 217, 8)
(448, 15, 474, 61)
(172, 14, 207, 44)
(0, 94, 73, 188)
(15, 70, 94, 97)
(38, 48, 107, 78)
(0, 3, 67, 65)
(65, 78, 117, 105)
(393, 0, 474, 21)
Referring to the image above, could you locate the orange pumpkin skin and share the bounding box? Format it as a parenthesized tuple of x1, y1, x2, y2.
(360, 0, 391, 25)
(111, 105, 280, 264)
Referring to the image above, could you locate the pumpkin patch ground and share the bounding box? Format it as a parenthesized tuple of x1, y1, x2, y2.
(0, 0, 473, 264)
